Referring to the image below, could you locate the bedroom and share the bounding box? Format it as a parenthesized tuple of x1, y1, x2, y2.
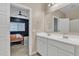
(10, 4, 29, 56)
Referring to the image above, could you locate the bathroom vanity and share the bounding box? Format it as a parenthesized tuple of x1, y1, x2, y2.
(37, 32, 79, 56)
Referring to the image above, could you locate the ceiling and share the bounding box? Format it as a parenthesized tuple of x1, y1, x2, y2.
(59, 3, 79, 18)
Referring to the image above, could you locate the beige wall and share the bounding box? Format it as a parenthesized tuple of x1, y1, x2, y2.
(19, 3, 45, 53)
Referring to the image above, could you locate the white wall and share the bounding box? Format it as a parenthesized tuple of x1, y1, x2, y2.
(10, 4, 29, 19)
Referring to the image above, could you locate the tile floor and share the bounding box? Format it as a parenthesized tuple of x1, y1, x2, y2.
(11, 44, 40, 56)
(11, 44, 29, 56)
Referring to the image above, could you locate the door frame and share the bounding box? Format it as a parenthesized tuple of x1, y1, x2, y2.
(10, 3, 32, 55)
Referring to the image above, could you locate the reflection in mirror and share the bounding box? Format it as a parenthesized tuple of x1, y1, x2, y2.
(52, 16, 69, 34)
(45, 3, 79, 34)
(54, 16, 58, 32)
(52, 17, 79, 34)
(70, 19, 79, 33)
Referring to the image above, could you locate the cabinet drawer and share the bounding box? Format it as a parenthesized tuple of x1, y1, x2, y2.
(37, 36, 47, 43)
(58, 49, 74, 56)
(48, 39, 74, 53)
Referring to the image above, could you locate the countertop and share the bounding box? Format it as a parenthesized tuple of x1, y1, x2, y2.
(37, 32, 79, 46)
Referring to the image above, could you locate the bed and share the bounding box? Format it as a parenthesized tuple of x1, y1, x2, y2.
(10, 34, 24, 44)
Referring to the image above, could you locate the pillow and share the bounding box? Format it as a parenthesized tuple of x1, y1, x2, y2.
(10, 34, 16, 41)
(16, 34, 23, 38)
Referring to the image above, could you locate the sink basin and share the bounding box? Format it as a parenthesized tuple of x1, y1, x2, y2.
(37, 32, 53, 37)
(63, 35, 69, 39)
(68, 38, 79, 42)
(66, 35, 79, 42)
(49, 34, 63, 39)
(47, 33, 52, 36)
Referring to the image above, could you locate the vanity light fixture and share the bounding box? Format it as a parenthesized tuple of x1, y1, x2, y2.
(18, 11, 27, 17)
(48, 3, 56, 7)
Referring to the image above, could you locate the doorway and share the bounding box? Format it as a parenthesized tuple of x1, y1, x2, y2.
(10, 3, 32, 56)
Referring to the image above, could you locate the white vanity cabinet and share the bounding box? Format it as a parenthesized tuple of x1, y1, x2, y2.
(48, 39, 74, 56)
(37, 35, 77, 56)
(37, 36, 48, 56)
(58, 49, 74, 56)
(48, 44, 57, 56)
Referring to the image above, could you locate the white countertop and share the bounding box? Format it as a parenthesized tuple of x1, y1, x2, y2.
(37, 32, 79, 46)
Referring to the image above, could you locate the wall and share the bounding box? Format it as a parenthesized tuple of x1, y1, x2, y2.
(10, 4, 29, 19)
(19, 3, 45, 54)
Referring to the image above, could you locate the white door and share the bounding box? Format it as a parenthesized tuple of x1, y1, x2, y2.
(0, 3, 10, 56)
(58, 18, 69, 33)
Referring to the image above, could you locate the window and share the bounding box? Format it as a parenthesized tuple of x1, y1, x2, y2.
(10, 22, 25, 31)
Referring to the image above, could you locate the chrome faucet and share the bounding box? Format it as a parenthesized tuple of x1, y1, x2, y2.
(63, 33, 68, 39)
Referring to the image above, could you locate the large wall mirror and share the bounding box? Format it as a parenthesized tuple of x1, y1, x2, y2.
(52, 16, 79, 34)
(45, 3, 79, 34)
(52, 16, 69, 33)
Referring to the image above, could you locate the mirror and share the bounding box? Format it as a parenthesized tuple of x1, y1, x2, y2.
(45, 16, 79, 34)
(44, 3, 79, 34)
(53, 16, 69, 33)
(47, 16, 79, 34)
(70, 19, 79, 33)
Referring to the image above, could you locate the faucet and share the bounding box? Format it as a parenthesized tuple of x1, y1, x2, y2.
(46, 31, 51, 36)
(63, 33, 68, 39)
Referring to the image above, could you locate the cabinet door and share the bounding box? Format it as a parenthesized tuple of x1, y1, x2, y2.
(40, 42, 47, 56)
(48, 44, 57, 56)
(37, 39, 41, 53)
(37, 37, 47, 56)
(58, 49, 74, 56)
